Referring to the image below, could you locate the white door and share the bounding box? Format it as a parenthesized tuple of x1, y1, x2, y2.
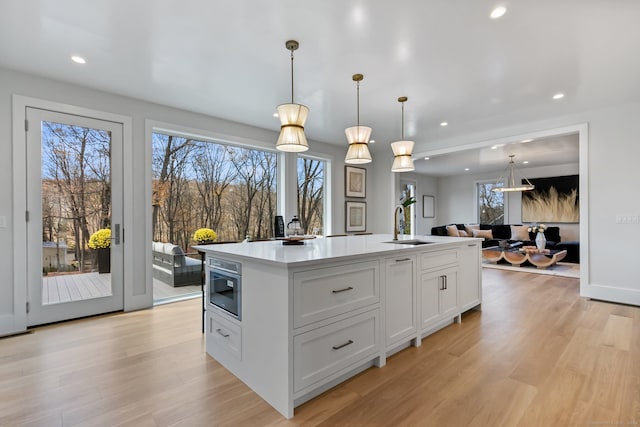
(26, 108, 124, 326)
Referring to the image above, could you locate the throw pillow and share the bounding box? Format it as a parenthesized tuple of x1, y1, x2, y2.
(446, 225, 460, 237)
(465, 224, 480, 236)
(472, 229, 493, 239)
(458, 230, 469, 237)
(510, 225, 530, 241)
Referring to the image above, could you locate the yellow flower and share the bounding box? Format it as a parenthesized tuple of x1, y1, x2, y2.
(193, 228, 217, 243)
(88, 228, 111, 249)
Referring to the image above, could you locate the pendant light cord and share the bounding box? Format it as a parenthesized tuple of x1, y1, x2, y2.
(401, 100, 405, 140)
(290, 49, 294, 103)
(356, 80, 360, 127)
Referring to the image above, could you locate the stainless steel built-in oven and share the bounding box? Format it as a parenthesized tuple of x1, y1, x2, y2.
(207, 257, 242, 320)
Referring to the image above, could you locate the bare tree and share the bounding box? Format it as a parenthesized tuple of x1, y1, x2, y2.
(192, 143, 237, 234)
(297, 158, 324, 234)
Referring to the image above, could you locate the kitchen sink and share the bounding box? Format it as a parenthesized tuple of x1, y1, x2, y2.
(382, 239, 434, 245)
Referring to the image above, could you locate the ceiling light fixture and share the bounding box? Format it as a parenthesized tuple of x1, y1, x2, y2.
(424, 157, 430, 160)
(490, 6, 507, 19)
(345, 74, 372, 164)
(552, 93, 565, 100)
(370, 139, 376, 144)
(440, 122, 448, 127)
(520, 139, 533, 143)
(492, 155, 535, 192)
(276, 40, 309, 152)
(391, 96, 415, 173)
(71, 55, 86, 64)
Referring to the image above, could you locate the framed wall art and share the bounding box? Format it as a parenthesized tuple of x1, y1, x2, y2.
(521, 174, 579, 223)
(345, 201, 367, 232)
(423, 195, 435, 218)
(345, 166, 366, 198)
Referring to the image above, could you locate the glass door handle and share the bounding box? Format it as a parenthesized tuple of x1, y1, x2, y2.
(110, 224, 121, 245)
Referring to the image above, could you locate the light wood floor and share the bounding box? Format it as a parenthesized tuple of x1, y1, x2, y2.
(2, 269, 639, 426)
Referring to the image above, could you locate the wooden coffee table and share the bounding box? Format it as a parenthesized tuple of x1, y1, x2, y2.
(482, 247, 567, 269)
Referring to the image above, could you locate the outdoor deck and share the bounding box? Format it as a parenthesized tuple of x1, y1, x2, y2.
(41, 272, 201, 305)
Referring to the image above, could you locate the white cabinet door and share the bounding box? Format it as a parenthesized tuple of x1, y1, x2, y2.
(458, 243, 481, 311)
(419, 266, 458, 329)
(385, 255, 417, 346)
(439, 268, 458, 319)
(419, 270, 441, 328)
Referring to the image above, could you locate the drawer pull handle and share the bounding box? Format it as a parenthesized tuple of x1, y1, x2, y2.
(216, 328, 230, 338)
(332, 339, 354, 350)
(468, 244, 477, 247)
(332, 286, 354, 294)
(396, 258, 411, 262)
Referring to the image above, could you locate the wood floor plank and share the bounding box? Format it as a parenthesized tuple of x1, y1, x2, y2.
(2, 269, 640, 426)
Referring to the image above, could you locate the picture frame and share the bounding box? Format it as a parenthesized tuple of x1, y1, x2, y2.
(423, 195, 435, 218)
(345, 166, 366, 198)
(345, 201, 367, 232)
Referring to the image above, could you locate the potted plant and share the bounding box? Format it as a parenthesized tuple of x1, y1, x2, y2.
(192, 228, 218, 245)
(88, 228, 111, 273)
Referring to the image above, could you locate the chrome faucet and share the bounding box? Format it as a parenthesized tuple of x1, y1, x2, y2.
(393, 206, 403, 240)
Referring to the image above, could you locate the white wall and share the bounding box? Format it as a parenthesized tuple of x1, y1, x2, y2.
(436, 162, 580, 241)
(0, 67, 348, 335)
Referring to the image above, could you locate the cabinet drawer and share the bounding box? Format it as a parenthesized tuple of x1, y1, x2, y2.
(294, 310, 379, 393)
(293, 261, 379, 328)
(208, 312, 242, 360)
(420, 249, 459, 271)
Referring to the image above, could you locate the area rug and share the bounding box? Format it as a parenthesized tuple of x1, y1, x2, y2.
(482, 261, 580, 279)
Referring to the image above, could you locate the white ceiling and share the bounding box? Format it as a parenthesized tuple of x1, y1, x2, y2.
(1, 1, 638, 166)
(413, 133, 579, 176)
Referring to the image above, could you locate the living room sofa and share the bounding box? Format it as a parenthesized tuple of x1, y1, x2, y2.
(430, 224, 563, 250)
(152, 241, 201, 287)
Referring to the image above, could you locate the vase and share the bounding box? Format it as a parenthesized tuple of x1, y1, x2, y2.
(97, 248, 111, 274)
(535, 231, 546, 250)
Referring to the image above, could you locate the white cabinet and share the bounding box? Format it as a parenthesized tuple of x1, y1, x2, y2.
(420, 266, 458, 329)
(458, 243, 481, 311)
(292, 260, 381, 398)
(293, 261, 379, 328)
(293, 310, 380, 393)
(384, 255, 416, 347)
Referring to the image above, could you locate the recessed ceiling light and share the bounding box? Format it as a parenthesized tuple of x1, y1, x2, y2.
(520, 139, 533, 143)
(440, 122, 448, 127)
(490, 6, 507, 19)
(552, 93, 565, 100)
(424, 157, 430, 160)
(71, 55, 86, 64)
(491, 143, 504, 149)
(523, 161, 529, 164)
(465, 168, 470, 171)
(370, 139, 375, 144)
(272, 112, 279, 118)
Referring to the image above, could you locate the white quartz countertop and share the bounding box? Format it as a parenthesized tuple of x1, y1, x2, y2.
(193, 234, 481, 267)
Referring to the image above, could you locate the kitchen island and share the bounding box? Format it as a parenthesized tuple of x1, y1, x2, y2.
(195, 233, 482, 418)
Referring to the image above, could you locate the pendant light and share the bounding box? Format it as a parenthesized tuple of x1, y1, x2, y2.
(345, 74, 372, 164)
(390, 96, 415, 172)
(491, 155, 535, 192)
(276, 40, 309, 152)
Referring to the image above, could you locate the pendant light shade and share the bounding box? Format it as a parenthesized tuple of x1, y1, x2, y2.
(391, 97, 415, 172)
(345, 74, 372, 164)
(276, 103, 309, 152)
(276, 40, 309, 152)
(391, 140, 415, 172)
(492, 155, 535, 192)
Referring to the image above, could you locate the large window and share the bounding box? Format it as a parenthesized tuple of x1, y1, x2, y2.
(477, 182, 504, 224)
(152, 132, 277, 246)
(296, 156, 325, 235)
